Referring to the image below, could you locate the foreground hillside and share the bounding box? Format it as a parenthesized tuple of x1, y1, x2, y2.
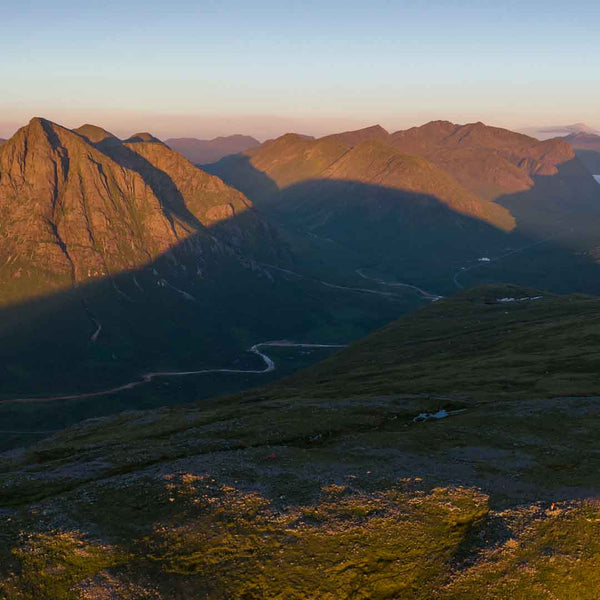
(2, 284, 600, 598)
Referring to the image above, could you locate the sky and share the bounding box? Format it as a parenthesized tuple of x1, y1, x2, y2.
(1, 0, 599, 140)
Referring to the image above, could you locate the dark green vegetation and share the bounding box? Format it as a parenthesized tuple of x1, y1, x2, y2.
(280, 283, 600, 400)
(0, 344, 341, 452)
(2, 284, 600, 598)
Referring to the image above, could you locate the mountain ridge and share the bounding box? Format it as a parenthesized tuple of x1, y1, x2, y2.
(224, 124, 515, 231)
(563, 131, 600, 174)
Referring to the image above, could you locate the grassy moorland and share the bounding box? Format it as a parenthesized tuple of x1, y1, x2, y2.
(2, 284, 600, 598)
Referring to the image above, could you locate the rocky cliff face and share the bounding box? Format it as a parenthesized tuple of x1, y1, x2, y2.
(0, 118, 279, 303)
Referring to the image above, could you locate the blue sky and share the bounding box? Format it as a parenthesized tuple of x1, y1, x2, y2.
(1, 0, 598, 139)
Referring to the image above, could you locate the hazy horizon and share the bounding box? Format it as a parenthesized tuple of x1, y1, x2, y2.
(3, 114, 600, 145)
(2, 0, 599, 140)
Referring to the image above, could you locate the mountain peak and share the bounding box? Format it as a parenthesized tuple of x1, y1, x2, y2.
(25, 116, 57, 136)
(421, 119, 456, 127)
(125, 132, 162, 143)
(73, 124, 117, 144)
(358, 124, 388, 134)
(323, 124, 390, 147)
(27, 116, 52, 127)
(565, 131, 600, 141)
(566, 122, 597, 133)
(0, 116, 266, 302)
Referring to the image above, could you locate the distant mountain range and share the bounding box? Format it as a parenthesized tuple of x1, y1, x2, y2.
(165, 134, 260, 165)
(520, 122, 600, 140)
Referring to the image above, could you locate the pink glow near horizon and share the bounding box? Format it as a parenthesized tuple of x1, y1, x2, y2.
(2, 109, 596, 143)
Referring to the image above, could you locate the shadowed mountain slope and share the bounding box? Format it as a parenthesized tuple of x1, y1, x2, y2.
(215, 127, 513, 230)
(3, 284, 600, 598)
(272, 283, 600, 400)
(166, 134, 260, 165)
(209, 121, 600, 295)
(0, 118, 423, 414)
(564, 131, 600, 174)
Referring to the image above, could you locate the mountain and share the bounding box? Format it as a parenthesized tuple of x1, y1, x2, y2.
(0, 118, 276, 303)
(0, 117, 416, 405)
(165, 134, 260, 165)
(565, 131, 600, 152)
(322, 123, 390, 146)
(74, 123, 118, 144)
(389, 121, 600, 239)
(390, 121, 578, 199)
(208, 121, 600, 294)
(3, 283, 600, 598)
(520, 122, 600, 140)
(563, 131, 600, 175)
(207, 126, 517, 286)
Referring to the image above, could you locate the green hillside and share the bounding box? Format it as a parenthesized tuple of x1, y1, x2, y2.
(3, 284, 600, 598)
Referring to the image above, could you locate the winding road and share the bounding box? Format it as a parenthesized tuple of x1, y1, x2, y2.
(257, 262, 405, 298)
(10, 231, 570, 406)
(355, 269, 444, 301)
(2, 341, 346, 404)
